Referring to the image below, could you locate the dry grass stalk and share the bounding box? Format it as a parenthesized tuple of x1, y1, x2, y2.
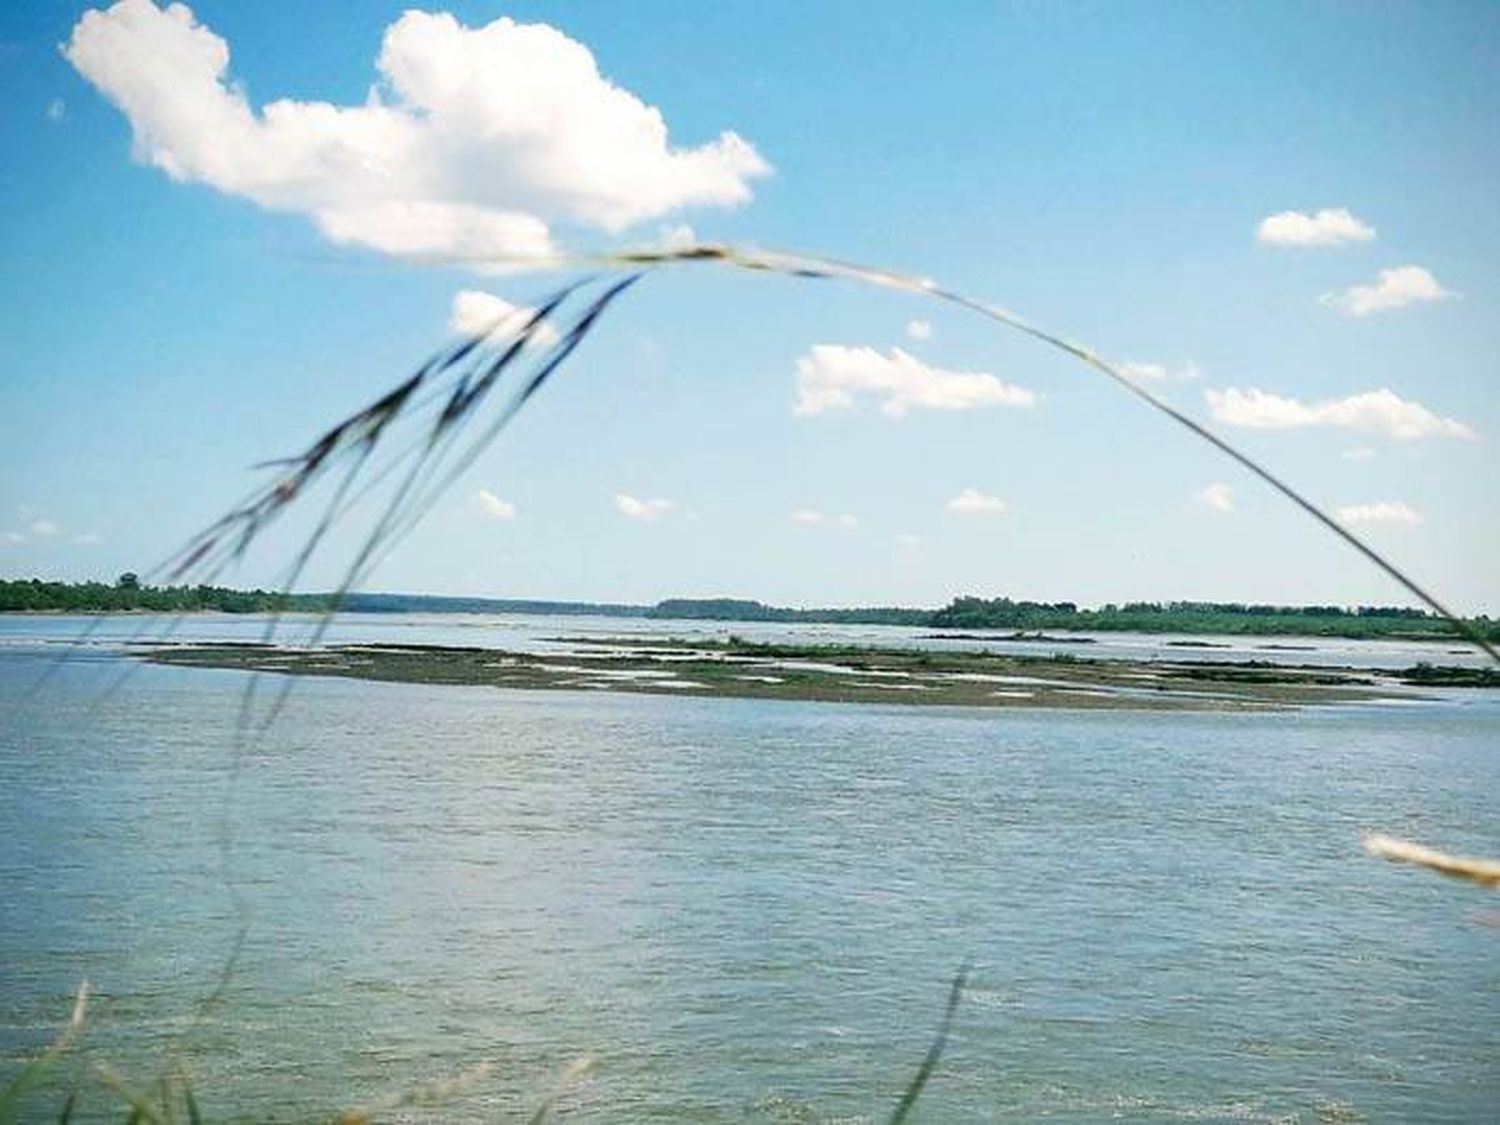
(1364, 833, 1500, 888)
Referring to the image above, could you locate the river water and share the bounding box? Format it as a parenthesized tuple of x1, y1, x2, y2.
(1, 615, 1496, 1121)
(0, 610, 1489, 670)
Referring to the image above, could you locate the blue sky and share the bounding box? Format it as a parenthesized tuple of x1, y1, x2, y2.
(1, 1, 1496, 610)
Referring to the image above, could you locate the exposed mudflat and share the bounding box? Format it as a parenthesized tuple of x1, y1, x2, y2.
(141, 635, 1465, 711)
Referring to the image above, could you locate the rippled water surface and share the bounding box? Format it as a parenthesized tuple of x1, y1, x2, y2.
(2, 617, 1497, 1121)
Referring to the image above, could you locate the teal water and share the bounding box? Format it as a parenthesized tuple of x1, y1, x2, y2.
(1, 625, 1497, 1121)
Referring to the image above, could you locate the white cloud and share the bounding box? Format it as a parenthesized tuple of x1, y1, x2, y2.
(46, 99, 67, 122)
(0, 517, 99, 546)
(794, 345, 1035, 417)
(1204, 387, 1474, 441)
(896, 533, 924, 547)
(473, 488, 516, 520)
(616, 493, 673, 521)
(1320, 265, 1453, 317)
(1336, 501, 1422, 526)
(1119, 360, 1201, 385)
(1256, 207, 1375, 247)
(905, 319, 932, 341)
(64, 1, 770, 261)
(1120, 361, 1169, 383)
(655, 223, 696, 250)
(1341, 446, 1376, 462)
(790, 509, 857, 529)
(946, 488, 1006, 515)
(449, 290, 561, 346)
(1192, 482, 1234, 513)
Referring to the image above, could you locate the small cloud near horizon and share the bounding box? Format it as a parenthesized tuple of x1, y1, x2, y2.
(905, 319, 932, 341)
(473, 489, 517, 520)
(617, 493, 674, 521)
(1204, 386, 1473, 441)
(0, 518, 99, 547)
(791, 509, 858, 529)
(1256, 207, 1375, 247)
(1192, 482, 1234, 513)
(1120, 360, 1202, 385)
(946, 488, 1006, 515)
(794, 345, 1035, 417)
(1336, 500, 1422, 526)
(1320, 265, 1453, 317)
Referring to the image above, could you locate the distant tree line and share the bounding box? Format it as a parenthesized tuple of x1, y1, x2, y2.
(0, 575, 323, 614)
(927, 595, 1496, 640)
(2, 579, 1493, 641)
(647, 598, 932, 626)
(334, 593, 642, 616)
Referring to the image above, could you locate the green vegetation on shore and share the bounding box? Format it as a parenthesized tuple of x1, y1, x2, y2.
(924, 595, 1498, 641)
(648, 596, 932, 626)
(3, 578, 1494, 642)
(0, 575, 322, 614)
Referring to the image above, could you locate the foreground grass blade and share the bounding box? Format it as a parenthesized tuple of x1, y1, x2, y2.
(336, 1060, 498, 1124)
(1364, 834, 1500, 889)
(526, 1056, 597, 1125)
(889, 963, 969, 1125)
(444, 241, 1499, 665)
(0, 981, 88, 1125)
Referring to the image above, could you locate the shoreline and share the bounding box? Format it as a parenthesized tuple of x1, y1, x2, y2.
(143, 636, 1494, 712)
(2, 608, 1487, 650)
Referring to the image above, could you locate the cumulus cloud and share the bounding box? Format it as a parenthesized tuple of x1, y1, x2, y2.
(790, 509, 857, 529)
(29, 519, 59, 538)
(449, 290, 561, 346)
(64, 1, 770, 260)
(906, 319, 932, 341)
(1256, 207, 1375, 247)
(473, 488, 516, 520)
(794, 345, 1035, 417)
(1204, 387, 1474, 441)
(946, 488, 1006, 515)
(1192, 482, 1234, 513)
(1320, 265, 1452, 317)
(1336, 501, 1422, 526)
(616, 493, 673, 520)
